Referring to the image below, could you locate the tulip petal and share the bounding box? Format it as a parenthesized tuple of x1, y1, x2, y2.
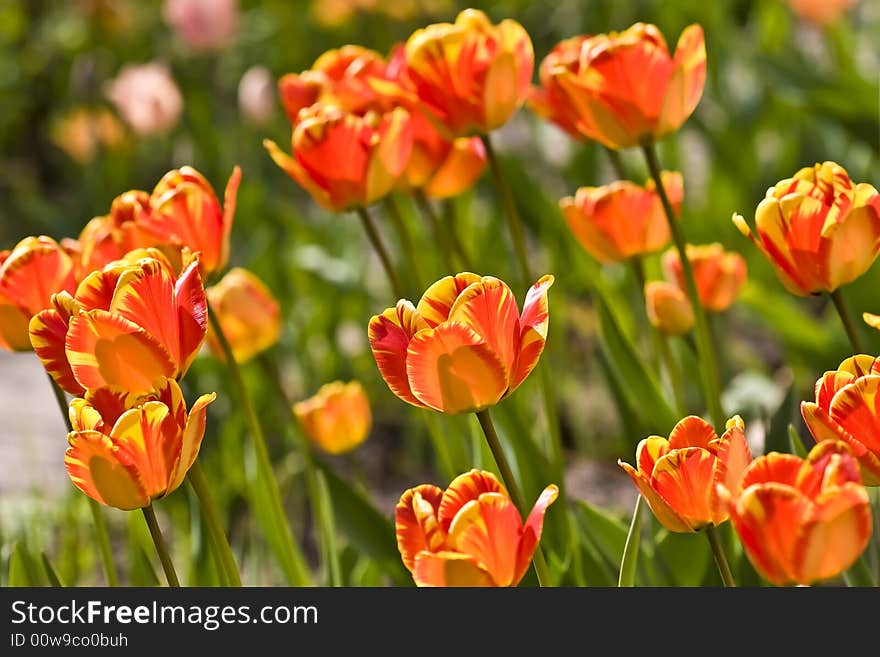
(825, 203, 880, 291)
(511, 274, 554, 391)
(395, 484, 445, 572)
(368, 300, 428, 407)
(74, 266, 126, 312)
(828, 375, 880, 454)
(658, 24, 705, 138)
(166, 392, 215, 492)
(815, 370, 857, 410)
(438, 469, 505, 531)
(483, 51, 519, 131)
(668, 415, 716, 450)
(66, 430, 150, 510)
(618, 460, 691, 532)
(635, 435, 671, 477)
(412, 550, 494, 587)
(515, 484, 559, 584)
(741, 452, 804, 489)
(448, 493, 522, 586)
(219, 166, 242, 271)
(263, 138, 335, 211)
(173, 259, 208, 374)
(710, 422, 752, 523)
(0, 296, 31, 351)
(75, 387, 137, 431)
(109, 402, 181, 499)
(29, 304, 84, 396)
(650, 447, 716, 529)
(415, 273, 481, 327)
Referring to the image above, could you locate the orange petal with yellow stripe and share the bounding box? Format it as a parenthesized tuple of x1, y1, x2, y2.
(412, 551, 494, 587)
(511, 274, 554, 392)
(515, 484, 559, 583)
(635, 435, 671, 476)
(667, 415, 716, 450)
(29, 302, 84, 396)
(437, 469, 506, 531)
(368, 300, 428, 408)
(395, 484, 445, 572)
(108, 402, 181, 499)
(65, 430, 150, 510)
(827, 375, 880, 454)
(415, 273, 481, 327)
(447, 492, 522, 586)
(650, 447, 716, 530)
(618, 460, 691, 532)
(167, 391, 215, 491)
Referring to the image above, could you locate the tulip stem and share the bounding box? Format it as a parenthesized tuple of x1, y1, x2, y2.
(829, 288, 864, 353)
(142, 505, 180, 587)
(642, 142, 725, 430)
(208, 304, 312, 586)
(442, 198, 474, 270)
(618, 496, 644, 586)
(356, 205, 406, 299)
(605, 147, 628, 181)
(414, 190, 458, 271)
(475, 409, 551, 587)
(187, 461, 242, 587)
(47, 375, 119, 587)
(658, 336, 686, 416)
(705, 525, 736, 587)
(384, 195, 423, 293)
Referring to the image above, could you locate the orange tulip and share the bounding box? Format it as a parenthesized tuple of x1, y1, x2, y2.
(733, 161, 880, 295)
(559, 172, 683, 263)
(66, 377, 215, 510)
(529, 23, 706, 149)
(399, 9, 534, 137)
(801, 354, 880, 485)
(205, 267, 280, 364)
(662, 243, 747, 312)
(645, 281, 694, 336)
(29, 250, 207, 396)
(0, 236, 77, 352)
(264, 104, 413, 212)
(718, 441, 872, 585)
(395, 469, 558, 586)
(293, 381, 371, 454)
(76, 190, 155, 276)
(369, 273, 553, 414)
(618, 415, 752, 532)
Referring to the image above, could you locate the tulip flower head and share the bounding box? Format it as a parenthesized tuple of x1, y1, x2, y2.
(559, 172, 682, 263)
(801, 354, 880, 485)
(0, 236, 77, 352)
(206, 268, 280, 364)
(395, 469, 558, 586)
(76, 190, 154, 276)
(733, 161, 880, 295)
(619, 415, 752, 532)
(718, 441, 872, 585)
(529, 23, 706, 149)
(645, 281, 694, 336)
(369, 273, 553, 414)
(293, 381, 372, 455)
(66, 377, 215, 510)
(29, 249, 207, 397)
(662, 243, 747, 312)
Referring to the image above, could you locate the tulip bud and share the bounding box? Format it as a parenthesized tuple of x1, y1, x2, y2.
(293, 381, 371, 454)
(645, 281, 694, 336)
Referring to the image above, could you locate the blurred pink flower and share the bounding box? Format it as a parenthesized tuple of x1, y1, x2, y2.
(163, 0, 238, 52)
(238, 66, 275, 125)
(105, 62, 183, 136)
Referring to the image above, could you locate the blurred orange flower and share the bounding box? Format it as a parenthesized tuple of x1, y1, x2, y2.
(395, 469, 558, 586)
(0, 236, 77, 352)
(51, 107, 126, 165)
(265, 104, 412, 212)
(293, 381, 371, 454)
(718, 440, 872, 585)
(529, 23, 706, 149)
(369, 273, 553, 414)
(786, 0, 856, 26)
(559, 172, 682, 263)
(29, 250, 207, 396)
(801, 354, 880, 485)
(662, 243, 747, 312)
(66, 377, 215, 510)
(206, 268, 280, 364)
(645, 281, 694, 336)
(734, 161, 880, 295)
(619, 415, 752, 532)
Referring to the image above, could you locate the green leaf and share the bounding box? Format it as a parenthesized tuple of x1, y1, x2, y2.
(765, 380, 796, 454)
(41, 552, 66, 587)
(654, 529, 711, 587)
(9, 541, 46, 587)
(618, 497, 644, 587)
(574, 499, 629, 572)
(788, 424, 809, 458)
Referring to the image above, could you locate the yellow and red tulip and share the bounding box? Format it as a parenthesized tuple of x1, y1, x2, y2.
(559, 172, 682, 263)
(264, 103, 413, 212)
(395, 469, 558, 586)
(66, 377, 215, 510)
(0, 236, 77, 352)
(368, 273, 553, 414)
(618, 415, 752, 532)
(29, 250, 207, 397)
(733, 161, 880, 295)
(76, 190, 154, 277)
(662, 243, 747, 312)
(718, 440, 872, 585)
(205, 267, 281, 364)
(529, 23, 706, 149)
(645, 281, 694, 336)
(801, 354, 880, 485)
(293, 380, 372, 455)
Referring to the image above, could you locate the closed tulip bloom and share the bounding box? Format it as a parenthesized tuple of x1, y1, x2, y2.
(531, 23, 706, 149)
(401, 9, 534, 136)
(29, 250, 207, 396)
(265, 104, 413, 212)
(369, 273, 553, 414)
(733, 161, 880, 295)
(559, 172, 683, 263)
(293, 381, 371, 454)
(0, 236, 77, 352)
(206, 268, 280, 364)
(395, 469, 558, 586)
(663, 243, 747, 312)
(66, 377, 215, 510)
(645, 281, 694, 336)
(619, 416, 752, 532)
(801, 354, 880, 485)
(718, 441, 872, 585)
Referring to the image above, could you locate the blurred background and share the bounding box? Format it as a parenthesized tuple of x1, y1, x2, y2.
(1, 0, 878, 586)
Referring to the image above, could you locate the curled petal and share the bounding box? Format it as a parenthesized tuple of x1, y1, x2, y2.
(438, 469, 506, 531)
(511, 274, 554, 392)
(29, 307, 85, 396)
(515, 484, 559, 584)
(65, 430, 150, 510)
(415, 273, 481, 327)
(368, 300, 428, 407)
(618, 460, 691, 532)
(395, 484, 445, 572)
(635, 435, 670, 477)
(109, 402, 180, 499)
(667, 415, 717, 450)
(166, 392, 216, 492)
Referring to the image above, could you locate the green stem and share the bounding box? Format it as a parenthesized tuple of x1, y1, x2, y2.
(314, 470, 343, 587)
(642, 142, 725, 429)
(475, 409, 551, 587)
(705, 525, 736, 587)
(414, 190, 457, 272)
(829, 288, 864, 353)
(47, 375, 119, 587)
(658, 335, 686, 415)
(383, 195, 423, 293)
(142, 505, 180, 587)
(356, 205, 405, 299)
(187, 461, 242, 587)
(618, 496, 643, 587)
(605, 147, 628, 181)
(208, 305, 312, 586)
(443, 198, 473, 270)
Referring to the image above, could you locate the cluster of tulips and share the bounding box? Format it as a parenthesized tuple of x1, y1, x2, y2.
(3, 8, 880, 587)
